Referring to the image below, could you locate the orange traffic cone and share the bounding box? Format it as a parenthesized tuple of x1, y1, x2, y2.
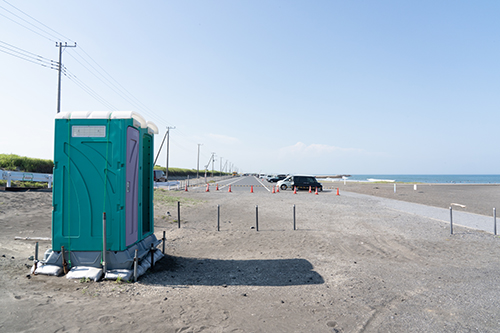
(309, 186, 312, 193)
(276, 186, 280, 193)
(336, 187, 340, 196)
(315, 187, 318, 195)
(272, 186, 275, 194)
(206, 184, 209, 192)
(228, 185, 232, 192)
(293, 186, 297, 194)
(250, 185, 254, 193)
(216, 184, 219, 191)
(185, 183, 188, 192)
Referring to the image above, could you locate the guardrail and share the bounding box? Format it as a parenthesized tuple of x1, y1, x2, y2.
(1, 170, 53, 188)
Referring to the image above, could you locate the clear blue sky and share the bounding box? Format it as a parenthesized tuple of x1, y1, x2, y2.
(1, 1, 499, 175)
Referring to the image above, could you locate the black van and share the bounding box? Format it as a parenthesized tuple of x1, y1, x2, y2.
(153, 170, 166, 182)
(277, 175, 323, 191)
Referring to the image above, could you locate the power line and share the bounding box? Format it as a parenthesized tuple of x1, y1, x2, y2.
(63, 68, 119, 111)
(0, 11, 56, 42)
(0, 41, 57, 69)
(71, 46, 173, 127)
(0, 4, 59, 42)
(2, 0, 74, 43)
(66, 49, 170, 126)
(0, 41, 53, 63)
(0, 2, 167, 122)
(0, 0, 217, 158)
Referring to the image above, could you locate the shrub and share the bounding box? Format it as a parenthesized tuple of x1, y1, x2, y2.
(0, 154, 53, 173)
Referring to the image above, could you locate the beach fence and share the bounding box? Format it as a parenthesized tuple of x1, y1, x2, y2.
(1, 170, 53, 188)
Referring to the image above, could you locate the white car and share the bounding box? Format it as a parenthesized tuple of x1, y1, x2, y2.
(265, 175, 275, 182)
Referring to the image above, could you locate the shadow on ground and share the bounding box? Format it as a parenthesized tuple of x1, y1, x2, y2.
(141, 255, 324, 286)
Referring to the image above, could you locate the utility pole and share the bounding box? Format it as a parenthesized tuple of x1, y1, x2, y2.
(211, 152, 216, 177)
(196, 144, 202, 179)
(220, 157, 223, 177)
(56, 42, 76, 113)
(165, 126, 175, 182)
(204, 154, 214, 183)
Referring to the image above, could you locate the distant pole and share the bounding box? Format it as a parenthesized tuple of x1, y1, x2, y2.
(56, 42, 77, 113)
(154, 131, 168, 166)
(197, 144, 202, 179)
(165, 126, 175, 182)
(220, 157, 223, 177)
(211, 152, 215, 177)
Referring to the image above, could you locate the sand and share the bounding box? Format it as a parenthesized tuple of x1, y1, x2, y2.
(1, 184, 500, 332)
(333, 182, 500, 217)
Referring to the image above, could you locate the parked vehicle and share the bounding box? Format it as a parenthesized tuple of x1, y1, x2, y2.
(277, 175, 323, 191)
(268, 174, 287, 182)
(153, 170, 166, 182)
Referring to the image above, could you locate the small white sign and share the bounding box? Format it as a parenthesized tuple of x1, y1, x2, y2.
(72, 126, 106, 138)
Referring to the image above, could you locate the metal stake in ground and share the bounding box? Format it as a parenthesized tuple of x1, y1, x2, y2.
(293, 204, 296, 230)
(33, 242, 39, 274)
(162, 231, 166, 254)
(150, 243, 155, 269)
(177, 201, 181, 228)
(133, 249, 138, 282)
(256, 205, 259, 231)
(102, 212, 107, 274)
(494, 208, 497, 236)
(217, 204, 220, 232)
(450, 206, 453, 235)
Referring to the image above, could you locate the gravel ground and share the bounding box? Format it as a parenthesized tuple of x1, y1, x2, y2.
(1, 186, 500, 332)
(330, 182, 500, 216)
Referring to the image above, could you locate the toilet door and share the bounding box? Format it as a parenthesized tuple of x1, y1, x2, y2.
(125, 127, 139, 246)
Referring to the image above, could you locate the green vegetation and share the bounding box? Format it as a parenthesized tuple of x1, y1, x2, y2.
(0, 154, 53, 188)
(0, 154, 53, 173)
(154, 188, 203, 206)
(0, 180, 46, 188)
(153, 165, 231, 177)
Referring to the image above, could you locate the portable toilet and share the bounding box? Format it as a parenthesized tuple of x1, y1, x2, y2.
(40, 111, 161, 278)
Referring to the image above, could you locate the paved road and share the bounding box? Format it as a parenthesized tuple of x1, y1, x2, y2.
(187, 176, 340, 193)
(342, 191, 498, 235)
(189, 176, 274, 193)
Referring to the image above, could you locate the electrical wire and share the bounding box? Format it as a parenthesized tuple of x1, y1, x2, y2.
(66, 49, 169, 126)
(1, 0, 224, 163)
(2, 0, 74, 43)
(0, 41, 57, 68)
(0, 11, 56, 42)
(63, 67, 120, 111)
(0, 5, 59, 43)
(71, 46, 173, 127)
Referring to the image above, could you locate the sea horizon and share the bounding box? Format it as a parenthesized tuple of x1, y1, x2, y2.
(319, 174, 500, 184)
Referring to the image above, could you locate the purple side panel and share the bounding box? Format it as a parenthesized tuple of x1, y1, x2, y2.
(125, 127, 139, 247)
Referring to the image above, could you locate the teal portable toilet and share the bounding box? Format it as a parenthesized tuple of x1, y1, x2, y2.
(43, 111, 160, 274)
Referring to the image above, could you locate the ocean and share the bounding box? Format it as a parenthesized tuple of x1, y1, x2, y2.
(332, 175, 500, 184)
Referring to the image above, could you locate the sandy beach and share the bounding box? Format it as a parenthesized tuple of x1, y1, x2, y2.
(1, 183, 500, 332)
